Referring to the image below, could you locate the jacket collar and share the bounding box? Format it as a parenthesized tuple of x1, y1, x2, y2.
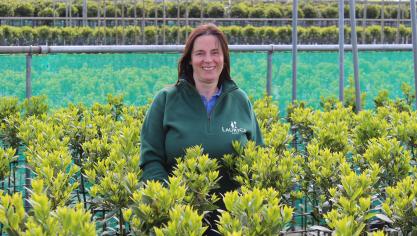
(177, 78, 238, 94)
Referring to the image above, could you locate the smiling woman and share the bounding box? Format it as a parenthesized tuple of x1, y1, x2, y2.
(139, 23, 264, 235)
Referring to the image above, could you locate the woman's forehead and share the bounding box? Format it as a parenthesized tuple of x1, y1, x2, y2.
(193, 35, 221, 50)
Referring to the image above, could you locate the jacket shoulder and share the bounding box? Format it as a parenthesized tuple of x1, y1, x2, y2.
(153, 85, 178, 101)
(231, 88, 251, 103)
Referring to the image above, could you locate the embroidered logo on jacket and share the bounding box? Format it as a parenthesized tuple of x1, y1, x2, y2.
(222, 121, 246, 134)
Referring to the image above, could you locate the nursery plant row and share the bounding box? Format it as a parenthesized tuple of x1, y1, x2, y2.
(0, 0, 411, 19)
(0, 24, 412, 45)
(0, 86, 416, 235)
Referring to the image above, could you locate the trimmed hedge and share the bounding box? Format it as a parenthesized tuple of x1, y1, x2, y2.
(0, 0, 411, 19)
(0, 24, 412, 46)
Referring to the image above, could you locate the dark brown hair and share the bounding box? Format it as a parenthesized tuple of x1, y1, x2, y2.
(177, 23, 231, 86)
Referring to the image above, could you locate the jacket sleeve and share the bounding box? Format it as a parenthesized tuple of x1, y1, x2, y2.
(139, 91, 168, 182)
(249, 100, 264, 146)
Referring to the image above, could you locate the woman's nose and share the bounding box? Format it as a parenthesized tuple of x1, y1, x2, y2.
(203, 54, 213, 62)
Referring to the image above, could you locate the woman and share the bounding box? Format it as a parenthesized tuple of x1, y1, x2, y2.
(140, 23, 263, 200)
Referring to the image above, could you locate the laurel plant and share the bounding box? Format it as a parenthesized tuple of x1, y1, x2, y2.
(224, 140, 303, 204)
(0, 147, 16, 186)
(352, 110, 389, 155)
(382, 176, 417, 235)
(172, 145, 221, 213)
(354, 137, 412, 189)
(84, 124, 142, 235)
(301, 144, 350, 219)
(262, 122, 293, 155)
(0, 191, 25, 235)
(0, 179, 96, 236)
(344, 77, 366, 113)
(0, 97, 21, 150)
(286, 102, 314, 150)
(310, 104, 352, 154)
(389, 111, 417, 159)
(123, 177, 187, 235)
(253, 95, 280, 131)
(20, 95, 48, 118)
(18, 116, 80, 210)
(217, 187, 294, 235)
(153, 205, 207, 236)
(324, 165, 381, 235)
(0, 97, 20, 148)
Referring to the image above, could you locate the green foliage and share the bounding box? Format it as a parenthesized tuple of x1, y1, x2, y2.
(253, 96, 292, 154)
(374, 90, 389, 108)
(324, 167, 380, 235)
(84, 125, 142, 234)
(310, 104, 352, 154)
(302, 144, 349, 215)
(14, 2, 34, 17)
(352, 110, 389, 154)
(206, 2, 224, 18)
(389, 110, 417, 158)
(302, 4, 320, 18)
(355, 137, 412, 188)
(0, 147, 16, 180)
(224, 141, 303, 204)
(0, 179, 96, 236)
(253, 95, 279, 131)
(0, 96, 21, 150)
(38, 7, 55, 17)
(172, 146, 221, 213)
(21, 95, 48, 118)
(124, 177, 186, 235)
(154, 205, 207, 236)
(382, 176, 417, 235)
(400, 82, 416, 107)
(230, 2, 249, 18)
(321, 6, 338, 18)
(217, 187, 294, 235)
(287, 102, 314, 147)
(19, 116, 80, 209)
(0, 191, 25, 236)
(344, 77, 366, 112)
(0, 24, 413, 45)
(2, 90, 417, 234)
(0, 1, 14, 17)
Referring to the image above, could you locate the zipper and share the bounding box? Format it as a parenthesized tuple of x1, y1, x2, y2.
(207, 87, 237, 133)
(181, 79, 238, 133)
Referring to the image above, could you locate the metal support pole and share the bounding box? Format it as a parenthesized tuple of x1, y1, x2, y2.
(177, 0, 180, 44)
(396, 0, 401, 44)
(26, 53, 32, 99)
(411, 0, 417, 109)
(349, 0, 361, 112)
(154, 2, 158, 45)
(185, 0, 189, 39)
(97, 0, 101, 27)
(163, 0, 166, 45)
(200, 0, 204, 24)
(362, 0, 367, 44)
(381, 0, 385, 43)
(83, 0, 88, 26)
(266, 48, 273, 96)
(65, 0, 69, 26)
(142, 0, 145, 44)
(69, 0, 72, 27)
(292, 0, 298, 102)
(339, 0, 344, 102)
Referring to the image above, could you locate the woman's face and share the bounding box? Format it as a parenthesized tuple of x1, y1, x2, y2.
(190, 34, 224, 86)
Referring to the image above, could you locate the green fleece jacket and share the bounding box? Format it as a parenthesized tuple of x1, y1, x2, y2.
(139, 79, 263, 193)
